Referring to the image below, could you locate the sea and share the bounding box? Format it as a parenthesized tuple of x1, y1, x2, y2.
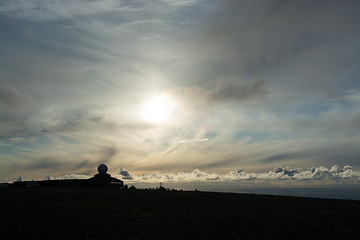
(134, 182, 360, 201)
(217, 187, 360, 201)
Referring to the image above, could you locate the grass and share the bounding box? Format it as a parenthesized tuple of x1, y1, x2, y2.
(1, 188, 359, 239)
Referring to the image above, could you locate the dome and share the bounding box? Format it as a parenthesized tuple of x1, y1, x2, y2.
(98, 164, 108, 174)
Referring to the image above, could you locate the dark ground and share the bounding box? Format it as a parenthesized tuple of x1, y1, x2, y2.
(0, 188, 359, 240)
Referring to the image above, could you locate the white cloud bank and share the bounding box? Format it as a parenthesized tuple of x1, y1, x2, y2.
(18, 165, 357, 187)
(116, 165, 360, 184)
(42, 173, 91, 181)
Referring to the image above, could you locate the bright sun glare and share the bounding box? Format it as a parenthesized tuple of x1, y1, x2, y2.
(141, 93, 176, 124)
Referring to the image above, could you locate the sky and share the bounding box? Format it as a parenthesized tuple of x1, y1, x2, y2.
(1, 0, 360, 187)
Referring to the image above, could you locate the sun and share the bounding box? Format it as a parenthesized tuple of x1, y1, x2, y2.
(141, 93, 176, 124)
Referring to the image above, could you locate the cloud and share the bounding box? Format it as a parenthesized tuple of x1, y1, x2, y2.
(3, 155, 94, 179)
(117, 165, 360, 184)
(47, 174, 90, 180)
(159, 0, 197, 6)
(202, 0, 360, 71)
(327, 89, 360, 104)
(346, 90, 360, 103)
(0, 123, 25, 138)
(23, 158, 64, 171)
(118, 167, 133, 180)
(209, 77, 268, 104)
(0, 86, 37, 137)
(0, 0, 133, 22)
(192, 0, 360, 110)
(38, 109, 153, 135)
(14, 165, 359, 184)
(158, 77, 268, 119)
(0, 86, 36, 117)
(0, 0, 359, 183)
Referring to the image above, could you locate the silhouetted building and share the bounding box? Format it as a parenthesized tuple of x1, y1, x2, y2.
(88, 164, 123, 187)
(8, 164, 124, 188)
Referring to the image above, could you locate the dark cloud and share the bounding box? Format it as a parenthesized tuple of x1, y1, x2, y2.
(99, 146, 118, 163)
(0, 86, 37, 138)
(262, 151, 318, 163)
(75, 160, 90, 170)
(25, 158, 64, 170)
(118, 167, 133, 180)
(0, 85, 35, 117)
(273, 166, 299, 176)
(203, 0, 360, 76)
(261, 143, 360, 167)
(3, 154, 108, 180)
(0, 122, 25, 137)
(39, 109, 154, 134)
(191, 0, 360, 113)
(39, 110, 104, 133)
(209, 78, 268, 104)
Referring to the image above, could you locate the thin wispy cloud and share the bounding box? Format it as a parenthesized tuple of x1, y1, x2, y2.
(0, 0, 134, 22)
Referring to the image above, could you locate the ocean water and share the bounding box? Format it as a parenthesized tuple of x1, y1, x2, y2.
(134, 182, 360, 201)
(221, 187, 360, 201)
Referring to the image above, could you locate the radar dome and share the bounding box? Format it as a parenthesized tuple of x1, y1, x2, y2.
(98, 164, 108, 174)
